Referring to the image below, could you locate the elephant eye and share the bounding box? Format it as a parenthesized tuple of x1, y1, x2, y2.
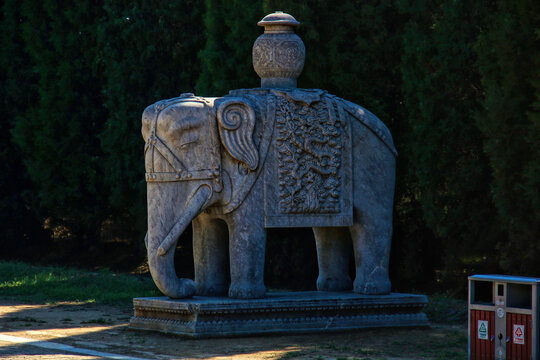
(180, 137, 200, 150)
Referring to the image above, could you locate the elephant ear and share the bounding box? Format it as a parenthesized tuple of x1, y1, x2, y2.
(217, 98, 259, 171)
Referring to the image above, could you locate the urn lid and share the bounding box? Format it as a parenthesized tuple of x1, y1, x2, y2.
(257, 11, 300, 29)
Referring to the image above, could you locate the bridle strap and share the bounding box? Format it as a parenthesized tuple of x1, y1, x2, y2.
(146, 134, 187, 174)
(145, 96, 220, 184)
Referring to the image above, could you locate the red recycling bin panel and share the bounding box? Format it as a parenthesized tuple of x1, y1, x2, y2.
(506, 313, 532, 360)
(471, 310, 495, 360)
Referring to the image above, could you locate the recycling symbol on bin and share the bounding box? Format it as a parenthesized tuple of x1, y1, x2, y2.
(479, 323, 487, 334)
(478, 321, 488, 340)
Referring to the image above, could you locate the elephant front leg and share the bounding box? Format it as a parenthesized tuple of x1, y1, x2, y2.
(193, 213, 229, 296)
(350, 219, 392, 295)
(227, 207, 266, 299)
(313, 227, 353, 291)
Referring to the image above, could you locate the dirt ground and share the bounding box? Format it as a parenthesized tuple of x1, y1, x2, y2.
(0, 300, 467, 360)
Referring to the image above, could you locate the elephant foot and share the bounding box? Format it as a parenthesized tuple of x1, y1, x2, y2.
(228, 283, 266, 299)
(354, 267, 391, 295)
(196, 282, 228, 297)
(317, 275, 352, 292)
(165, 278, 196, 299)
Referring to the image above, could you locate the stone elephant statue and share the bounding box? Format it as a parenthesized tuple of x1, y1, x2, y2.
(142, 88, 397, 300)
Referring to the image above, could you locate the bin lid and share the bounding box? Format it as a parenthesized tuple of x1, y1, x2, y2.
(469, 274, 540, 284)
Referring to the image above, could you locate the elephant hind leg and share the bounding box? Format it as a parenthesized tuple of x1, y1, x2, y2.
(193, 214, 230, 296)
(313, 227, 353, 291)
(350, 218, 392, 295)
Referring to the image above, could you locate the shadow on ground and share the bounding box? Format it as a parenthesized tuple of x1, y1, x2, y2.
(0, 300, 467, 360)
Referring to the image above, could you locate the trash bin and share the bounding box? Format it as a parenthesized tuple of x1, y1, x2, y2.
(468, 275, 539, 360)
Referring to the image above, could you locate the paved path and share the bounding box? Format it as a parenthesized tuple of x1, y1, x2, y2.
(0, 333, 150, 359)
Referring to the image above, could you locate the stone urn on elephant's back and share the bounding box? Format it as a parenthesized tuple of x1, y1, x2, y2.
(142, 12, 397, 300)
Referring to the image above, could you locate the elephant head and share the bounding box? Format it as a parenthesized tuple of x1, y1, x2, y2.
(141, 93, 259, 298)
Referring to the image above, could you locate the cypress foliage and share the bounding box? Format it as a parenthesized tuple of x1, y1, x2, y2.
(475, 0, 540, 275)
(0, 0, 49, 259)
(196, 0, 263, 95)
(98, 0, 205, 246)
(11, 0, 106, 259)
(399, 0, 503, 287)
(2, 0, 537, 287)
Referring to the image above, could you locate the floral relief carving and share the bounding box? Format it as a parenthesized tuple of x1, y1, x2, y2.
(252, 39, 274, 69)
(275, 94, 344, 214)
(252, 38, 305, 78)
(274, 41, 304, 66)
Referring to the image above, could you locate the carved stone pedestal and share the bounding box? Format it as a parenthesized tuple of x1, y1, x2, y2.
(129, 291, 429, 338)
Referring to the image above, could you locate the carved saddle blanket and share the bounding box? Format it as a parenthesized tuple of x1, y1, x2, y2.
(263, 89, 354, 228)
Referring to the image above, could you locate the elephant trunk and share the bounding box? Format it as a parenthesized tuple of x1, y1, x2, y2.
(147, 185, 211, 298)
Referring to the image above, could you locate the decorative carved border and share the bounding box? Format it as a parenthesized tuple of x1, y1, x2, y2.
(130, 293, 429, 338)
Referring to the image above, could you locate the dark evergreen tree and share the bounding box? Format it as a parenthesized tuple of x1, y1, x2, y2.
(98, 0, 205, 252)
(196, 0, 263, 95)
(475, 0, 540, 275)
(399, 0, 503, 288)
(0, 0, 50, 259)
(12, 0, 106, 261)
(3, 0, 536, 288)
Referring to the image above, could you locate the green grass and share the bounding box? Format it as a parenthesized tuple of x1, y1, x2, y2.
(425, 293, 467, 324)
(0, 261, 160, 305)
(0, 261, 467, 314)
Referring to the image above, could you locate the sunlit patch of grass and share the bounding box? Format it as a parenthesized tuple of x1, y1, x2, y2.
(0, 261, 160, 305)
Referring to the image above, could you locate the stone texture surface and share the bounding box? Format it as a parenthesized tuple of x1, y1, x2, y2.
(130, 292, 428, 338)
(141, 12, 397, 300)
